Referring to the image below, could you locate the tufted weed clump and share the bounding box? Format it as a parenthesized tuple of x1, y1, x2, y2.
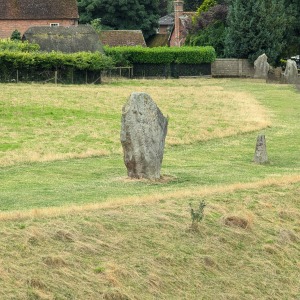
(189, 200, 206, 231)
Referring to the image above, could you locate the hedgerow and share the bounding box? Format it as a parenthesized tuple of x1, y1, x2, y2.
(0, 39, 40, 52)
(0, 51, 114, 71)
(104, 46, 216, 66)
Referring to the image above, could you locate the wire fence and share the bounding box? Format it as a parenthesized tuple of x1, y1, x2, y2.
(0, 67, 133, 84)
(0, 64, 213, 84)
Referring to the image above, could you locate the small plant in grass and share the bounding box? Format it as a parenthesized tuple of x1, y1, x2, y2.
(189, 200, 206, 230)
(94, 265, 105, 274)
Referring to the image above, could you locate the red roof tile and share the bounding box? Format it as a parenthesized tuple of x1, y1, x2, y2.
(100, 30, 146, 47)
(0, 0, 78, 20)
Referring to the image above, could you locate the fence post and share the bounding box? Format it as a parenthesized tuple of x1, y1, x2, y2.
(16, 69, 19, 83)
(238, 59, 243, 77)
(54, 70, 58, 85)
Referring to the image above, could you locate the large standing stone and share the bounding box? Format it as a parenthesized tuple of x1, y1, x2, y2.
(284, 59, 298, 84)
(254, 53, 270, 79)
(120, 92, 168, 179)
(253, 135, 268, 164)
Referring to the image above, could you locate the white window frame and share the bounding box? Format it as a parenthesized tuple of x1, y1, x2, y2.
(50, 23, 60, 27)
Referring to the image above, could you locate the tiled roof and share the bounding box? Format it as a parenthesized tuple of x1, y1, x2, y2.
(147, 34, 169, 47)
(159, 14, 174, 26)
(0, 0, 79, 20)
(100, 30, 147, 47)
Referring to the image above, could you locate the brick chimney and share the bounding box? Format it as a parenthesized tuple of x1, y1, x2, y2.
(173, 0, 184, 47)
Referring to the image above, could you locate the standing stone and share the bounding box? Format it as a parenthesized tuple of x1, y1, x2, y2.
(254, 53, 270, 79)
(284, 59, 298, 84)
(254, 135, 268, 164)
(120, 92, 168, 179)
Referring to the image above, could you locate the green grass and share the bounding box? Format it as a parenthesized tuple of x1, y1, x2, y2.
(0, 79, 299, 212)
(0, 183, 299, 299)
(0, 78, 300, 299)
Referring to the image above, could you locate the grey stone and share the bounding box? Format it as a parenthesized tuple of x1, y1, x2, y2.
(254, 53, 270, 79)
(253, 135, 268, 164)
(284, 59, 298, 84)
(120, 92, 168, 179)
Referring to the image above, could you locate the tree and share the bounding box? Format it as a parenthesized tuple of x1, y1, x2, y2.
(11, 29, 22, 41)
(186, 2, 228, 57)
(224, 0, 287, 64)
(184, 0, 204, 11)
(77, 0, 160, 40)
(282, 0, 300, 57)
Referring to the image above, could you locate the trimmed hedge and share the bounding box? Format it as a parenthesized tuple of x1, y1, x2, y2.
(104, 46, 216, 66)
(0, 51, 114, 71)
(0, 39, 40, 52)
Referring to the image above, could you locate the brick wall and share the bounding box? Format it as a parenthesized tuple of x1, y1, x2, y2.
(0, 19, 78, 39)
(212, 58, 254, 77)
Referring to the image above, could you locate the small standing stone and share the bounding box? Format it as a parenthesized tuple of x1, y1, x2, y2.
(254, 135, 268, 164)
(254, 53, 270, 79)
(284, 59, 298, 84)
(120, 92, 168, 179)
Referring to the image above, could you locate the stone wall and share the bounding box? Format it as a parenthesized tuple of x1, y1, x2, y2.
(212, 58, 254, 78)
(0, 19, 78, 39)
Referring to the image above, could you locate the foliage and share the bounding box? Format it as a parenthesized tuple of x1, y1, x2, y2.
(0, 51, 114, 71)
(195, 0, 217, 17)
(104, 46, 216, 66)
(224, 0, 287, 64)
(282, 0, 300, 57)
(77, 0, 160, 40)
(10, 30, 22, 41)
(184, 0, 204, 11)
(189, 200, 206, 226)
(90, 18, 102, 33)
(0, 38, 40, 52)
(187, 4, 228, 57)
(193, 4, 228, 30)
(188, 22, 227, 57)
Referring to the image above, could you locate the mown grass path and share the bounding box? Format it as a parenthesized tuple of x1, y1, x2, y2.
(0, 79, 299, 212)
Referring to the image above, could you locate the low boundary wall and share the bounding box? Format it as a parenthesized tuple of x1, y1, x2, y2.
(212, 58, 254, 78)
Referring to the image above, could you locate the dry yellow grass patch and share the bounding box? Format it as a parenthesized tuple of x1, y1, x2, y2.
(0, 178, 299, 299)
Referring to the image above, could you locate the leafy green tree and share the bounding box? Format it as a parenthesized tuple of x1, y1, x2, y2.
(10, 29, 22, 41)
(224, 0, 287, 64)
(186, 3, 228, 57)
(77, 0, 160, 40)
(195, 0, 216, 15)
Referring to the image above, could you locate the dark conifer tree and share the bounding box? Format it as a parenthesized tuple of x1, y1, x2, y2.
(224, 0, 287, 64)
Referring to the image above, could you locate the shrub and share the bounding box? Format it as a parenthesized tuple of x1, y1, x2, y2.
(0, 51, 114, 71)
(10, 30, 22, 41)
(0, 38, 40, 52)
(104, 46, 216, 66)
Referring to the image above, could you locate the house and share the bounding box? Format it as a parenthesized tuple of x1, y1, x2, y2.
(150, 0, 194, 47)
(146, 14, 174, 47)
(0, 0, 79, 39)
(169, 0, 194, 47)
(23, 25, 104, 53)
(158, 14, 174, 35)
(100, 30, 147, 47)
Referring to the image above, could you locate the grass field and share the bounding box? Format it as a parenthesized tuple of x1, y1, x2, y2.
(0, 78, 299, 299)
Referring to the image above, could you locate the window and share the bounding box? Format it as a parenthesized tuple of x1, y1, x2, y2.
(50, 23, 59, 27)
